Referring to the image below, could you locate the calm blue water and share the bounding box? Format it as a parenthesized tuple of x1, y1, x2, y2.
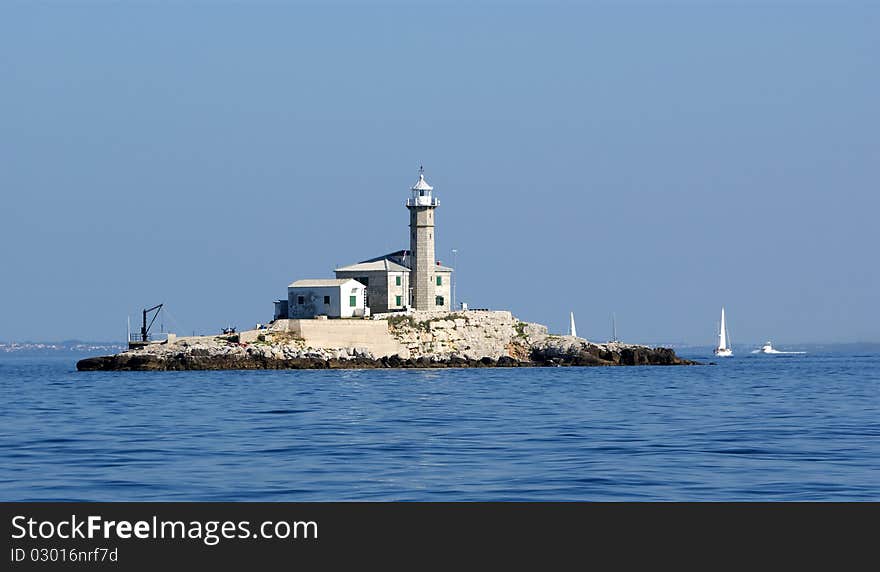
(1, 353, 877, 501)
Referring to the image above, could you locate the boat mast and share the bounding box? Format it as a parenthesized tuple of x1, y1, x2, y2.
(611, 312, 618, 342)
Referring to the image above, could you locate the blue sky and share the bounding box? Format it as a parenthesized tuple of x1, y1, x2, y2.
(1, 1, 877, 344)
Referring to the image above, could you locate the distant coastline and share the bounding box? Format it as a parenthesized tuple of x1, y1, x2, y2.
(0, 341, 125, 355)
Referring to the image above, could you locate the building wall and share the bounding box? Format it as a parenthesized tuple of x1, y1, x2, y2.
(409, 206, 436, 311)
(434, 269, 452, 311)
(287, 284, 365, 318)
(334, 271, 380, 310)
(273, 300, 289, 320)
(386, 271, 409, 311)
(333, 270, 409, 313)
(268, 319, 403, 357)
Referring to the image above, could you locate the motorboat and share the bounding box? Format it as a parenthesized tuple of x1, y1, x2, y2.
(751, 340, 806, 355)
(757, 340, 780, 354)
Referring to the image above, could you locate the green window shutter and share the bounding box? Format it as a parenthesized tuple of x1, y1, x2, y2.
(395, 276, 401, 286)
(436, 276, 442, 286)
(396, 295, 402, 306)
(349, 295, 357, 307)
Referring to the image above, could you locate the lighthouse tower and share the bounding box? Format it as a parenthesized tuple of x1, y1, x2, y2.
(407, 166, 440, 310)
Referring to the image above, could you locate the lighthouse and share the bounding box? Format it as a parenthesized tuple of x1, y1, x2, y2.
(406, 166, 443, 311)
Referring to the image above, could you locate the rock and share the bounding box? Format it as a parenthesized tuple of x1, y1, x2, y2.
(76, 310, 698, 371)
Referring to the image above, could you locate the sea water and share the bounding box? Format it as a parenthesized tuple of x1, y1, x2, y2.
(0, 352, 877, 501)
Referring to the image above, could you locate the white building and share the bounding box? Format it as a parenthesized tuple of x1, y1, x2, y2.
(287, 279, 367, 319)
(335, 250, 452, 313)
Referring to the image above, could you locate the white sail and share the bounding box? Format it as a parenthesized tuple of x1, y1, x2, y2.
(718, 308, 728, 350)
(714, 307, 733, 357)
(569, 312, 577, 338)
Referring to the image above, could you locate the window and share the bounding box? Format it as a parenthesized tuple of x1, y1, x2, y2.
(349, 295, 357, 307)
(323, 295, 331, 305)
(395, 295, 402, 306)
(436, 276, 442, 286)
(395, 276, 402, 286)
(435, 296, 444, 306)
(297, 296, 305, 305)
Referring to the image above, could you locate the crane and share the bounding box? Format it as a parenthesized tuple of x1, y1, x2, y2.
(140, 303, 164, 342)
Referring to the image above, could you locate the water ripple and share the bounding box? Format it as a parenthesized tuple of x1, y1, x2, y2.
(0, 353, 878, 500)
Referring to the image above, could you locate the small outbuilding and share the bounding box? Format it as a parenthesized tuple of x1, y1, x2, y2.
(287, 279, 367, 319)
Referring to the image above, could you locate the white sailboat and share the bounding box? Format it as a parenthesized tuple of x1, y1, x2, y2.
(569, 312, 577, 337)
(714, 307, 733, 357)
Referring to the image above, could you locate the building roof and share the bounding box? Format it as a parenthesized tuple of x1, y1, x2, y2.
(360, 250, 411, 265)
(288, 279, 363, 288)
(351, 250, 453, 272)
(411, 172, 433, 192)
(335, 259, 410, 273)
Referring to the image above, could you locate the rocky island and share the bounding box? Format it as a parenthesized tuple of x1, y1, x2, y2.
(78, 170, 697, 372)
(77, 310, 695, 371)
